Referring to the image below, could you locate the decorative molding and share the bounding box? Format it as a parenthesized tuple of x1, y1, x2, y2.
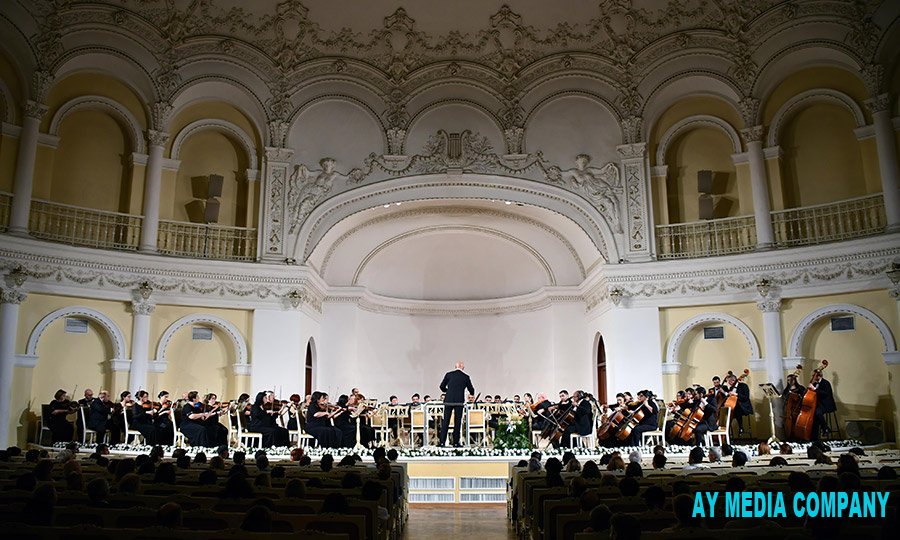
(155, 314, 249, 367)
(767, 89, 866, 147)
(854, 125, 875, 140)
(24, 100, 48, 121)
(131, 300, 156, 316)
(233, 364, 252, 376)
(0, 287, 27, 305)
(763, 146, 781, 160)
(787, 303, 896, 358)
(661, 362, 681, 375)
(740, 125, 765, 144)
(14, 354, 38, 368)
(756, 298, 782, 313)
(656, 115, 741, 166)
(864, 93, 892, 115)
(147, 360, 167, 373)
(884, 352, 900, 366)
(48, 95, 145, 154)
(170, 119, 258, 171)
(665, 312, 762, 367)
(147, 129, 170, 148)
(110, 359, 132, 372)
(650, 166, 668, 178)
(25, 306, 128, 360)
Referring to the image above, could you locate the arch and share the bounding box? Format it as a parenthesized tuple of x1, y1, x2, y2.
(406, 98, 505, 135)
(155, 314, 249, 368)
(655, 115, 742, 167)
(51, 49, 158, 107)
(787, 304, 897, 358)
(351, 224, 556, 286)
(170, 119, 259, 171)
(767, 89, 866, 147)
(291, 173, 620, 265)
(289, 93, 386, 132)
(524, 89, 623, 126)
(26, 306, 128, 361)
(170, 76, 268, 141)
(305, 337, 316, 395)
(665, 312, 761, 367)
(48, 95, 145, 154)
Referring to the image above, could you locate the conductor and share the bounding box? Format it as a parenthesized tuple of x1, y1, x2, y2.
(438, 361, 475, 447)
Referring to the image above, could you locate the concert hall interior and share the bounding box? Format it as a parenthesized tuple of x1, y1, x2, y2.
(0, 0, 899, 538)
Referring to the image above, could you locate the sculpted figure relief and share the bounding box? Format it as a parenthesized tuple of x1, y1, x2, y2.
(545, 154, 623, 233)
(287, 158, 364, 233)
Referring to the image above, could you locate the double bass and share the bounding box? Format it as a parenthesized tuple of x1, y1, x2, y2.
(793, 359, 828, 441)
(723, 369, 750, 410)
(782, 365, 804, 440)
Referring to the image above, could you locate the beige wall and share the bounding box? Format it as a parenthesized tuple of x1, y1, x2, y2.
(41, 73, 148, 134)
(762, 67, 870, 126)
(0, 134, 17, 192)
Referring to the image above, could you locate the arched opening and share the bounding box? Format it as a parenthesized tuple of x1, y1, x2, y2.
(595, 334, 607, 404)
(305, 338, 315, 395)
(157, 324, 235, 400)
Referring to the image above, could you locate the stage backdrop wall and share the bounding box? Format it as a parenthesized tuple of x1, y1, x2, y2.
(315, 303, 591, 401)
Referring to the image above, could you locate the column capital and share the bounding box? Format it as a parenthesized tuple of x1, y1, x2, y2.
(757, 297, 782, 313)
(738, 97, 760, 127)
(621, 115, 643, 145)
(865, 93, 893, 115)
(131, 300, 156, 316)
(146, 130, 170, 148)
(0, 288, 27, 305)
(151, 101, 174, 131)
(23, 100, 48, 120)
(741, 125, 766, 144)
(267, 120, 290, 148)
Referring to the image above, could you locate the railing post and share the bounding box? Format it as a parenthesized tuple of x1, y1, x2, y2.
(9, 101, 48, 234)
(139, 130, 169, 252)
(741, 126, 776, 249)
(865, 94, 900, 232)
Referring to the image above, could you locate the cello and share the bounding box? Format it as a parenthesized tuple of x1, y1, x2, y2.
(537, 402, 575, 449)
(793, 359, 828, 441)
(616, 397, 653, 442)
(723, 369, 750, 409)
(782, 365, 804, 440)
(669, 397, 705, 443)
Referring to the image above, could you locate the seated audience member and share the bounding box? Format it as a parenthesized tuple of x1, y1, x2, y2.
(725, 476, 746, 492)
(779, 442, 793, 454)
(643, 485, 666, 510)
(625, 461, 643, 478)
(769, 456, 788, 467)
(321, 492, 350, 514)
(683, 446, 707, 470)
(241, 505, 273, 532)
(581, 460, 600, 478)
(707, 447, 722, 463)
(606, 454, 626, 471)
(618, 477, 640, 497)
(362, 480, 390, 522)
(284, 478, 307, 499)
(23, 484, 56, 525)
(585, 504, 612, 532)
(756, 442, 771, 456)
(652, 453, 667, 469)
(731, 451, 748, 467)
(836, 453, 860, 476)
(157, 502, 183, 529)
(86, 478, 110, 507)
(118, 473, 141, 494)
(663, 493, 703, 531)
(610, 513, 642, 540)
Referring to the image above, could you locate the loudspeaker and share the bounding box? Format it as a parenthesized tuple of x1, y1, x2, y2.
(844, 419, 884, 445)
(204, 198, 220, 223)
(207, 174, 223, 198)
(191, 175, 224, 199)
(699, 194, 715, 220)
(698, 170, 714, 194)
(185, 199, 221, 224)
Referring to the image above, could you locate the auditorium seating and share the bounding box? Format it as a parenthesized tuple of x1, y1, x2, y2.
(0, 449, 408, 540)
(509, 449, 899, 540)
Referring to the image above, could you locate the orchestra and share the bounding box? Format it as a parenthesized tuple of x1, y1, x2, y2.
(42, 360, 840, 450)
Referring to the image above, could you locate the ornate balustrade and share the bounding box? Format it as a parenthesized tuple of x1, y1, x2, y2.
(655, 215, 757, 260)
(771, 193, 885, 248)
(28, 199, 142, 250)
(157, 219, 257, 261)
(0, 191, 11, 232)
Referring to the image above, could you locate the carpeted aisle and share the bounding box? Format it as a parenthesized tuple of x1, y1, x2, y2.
(402, 504, 516, 539)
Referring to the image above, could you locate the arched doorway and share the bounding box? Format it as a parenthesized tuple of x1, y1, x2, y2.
(595, 334, 607, 404)
(305, 339, 315, 395)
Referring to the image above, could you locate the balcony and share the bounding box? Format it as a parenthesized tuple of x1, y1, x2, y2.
(656, 194, 887, 260)
(0, 191, 10, 232)
(29, 199, 142, 251)
(157, 219, 257, 262)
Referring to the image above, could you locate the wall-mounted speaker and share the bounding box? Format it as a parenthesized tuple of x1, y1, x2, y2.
(698, 170, 714, 194)
(844, 419, 884, 445)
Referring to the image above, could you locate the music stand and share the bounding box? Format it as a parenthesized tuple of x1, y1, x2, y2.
(759, 383, 783, 443)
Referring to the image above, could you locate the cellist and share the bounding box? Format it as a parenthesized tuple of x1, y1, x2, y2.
(664, 388, 692, 442)
(628, 390, 659, 445)
(724, 372, 753, 435)
(809, 370, 836, 440)
(561, 390, 593, 447)
(690, 386, 719, 445)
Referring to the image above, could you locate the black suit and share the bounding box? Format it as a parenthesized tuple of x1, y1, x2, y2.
(561, 399, 593, 447)
(439, 369, 474, 446)
(630, 399, 660, 446)
(812, 378, 837, 440)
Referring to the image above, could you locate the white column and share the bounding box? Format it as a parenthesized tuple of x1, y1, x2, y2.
(757, 295, 784, 389)
(127, 299, 155, 393)
(0, 286, 26, 447)
(9, 101, 48, 234)
(865, 94, 900, 231)
(742, 126, 775, 248)
(139, 131, 169, 252)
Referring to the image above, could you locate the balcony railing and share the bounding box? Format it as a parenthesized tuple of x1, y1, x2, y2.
(772, 193, 885, 248)
(0, 191, 11, 232)
(157, 219, 257, 261)
(655, 215, 757, 260)
(29, 199, 142, 251)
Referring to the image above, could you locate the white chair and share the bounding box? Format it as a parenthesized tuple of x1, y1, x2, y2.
(36, 405, 52, 445)
(224, 410, 239, 447)
(466, 407, 487, 446)
(235, 408, 262, 449)
(408, 409, 426, 447)
(641, 400, 668, 447)
(122, 408, 144, 446)
(705, 405, 732, 446)
(285, 408, 316, 448)
(79, 405, 104, 445)
(570, 433, 596, 449)
(169, 407, 185, 447)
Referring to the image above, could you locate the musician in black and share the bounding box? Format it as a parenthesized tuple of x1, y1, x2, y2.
(438, 361, 475, 447)
(132, 390, 159, 445)
(561, 390, 593, 447)
(810, 370, 837, 440)
(305, 391, 343, 447)
(180, 391, 211, 446)
(531, 392, 553, 431)
(665, 388, 695, 444)
(690, 386, 719, 445)
(629, 390, 660, 446)
(154, 391, 174, 446)
(87, 390, 118, 443)
(724, 372, 753, 435)
(250, 391, 290, 447)
(47, 389, 75, 443)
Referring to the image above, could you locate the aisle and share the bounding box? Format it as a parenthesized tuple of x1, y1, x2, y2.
(402, 504, 516, 539)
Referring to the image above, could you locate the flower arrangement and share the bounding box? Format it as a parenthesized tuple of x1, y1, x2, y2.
(492, 418, 532, 450)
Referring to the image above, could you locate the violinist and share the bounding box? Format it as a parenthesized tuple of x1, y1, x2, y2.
(47, 389, 76, 442)
(250, 391, 290, 447)
(724, 372, 753, 435)
(78, 389, 95, 407)
(132, 390, 160, 445)
(557, 390, 572, 408)
(628, 390, 660, 446)
(154, 391, 174, 446)
(305, 391, 343, 448)
(809, 370, 836, 440)
(332, 394, 365, 447)
(561, 390, 593, 447)
(108, 391, 132, 444)
(87, 390, 118, 443)
(180, 391, 212, 446)
(286, 394, 303, 431)
(387, 395, 400, 440)
(202, 393, 229, 446)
